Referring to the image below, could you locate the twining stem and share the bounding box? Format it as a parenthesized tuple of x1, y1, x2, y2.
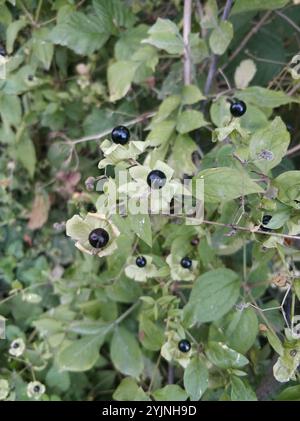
(183, 0, 192, 85)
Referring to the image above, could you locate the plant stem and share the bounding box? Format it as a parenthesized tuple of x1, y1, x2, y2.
(202, 219, 300, 241)
(204, 0, 234, 95)
(221, 11, 272, 72)
(183, 0, 192, 86)
(70, 111, 155, 145)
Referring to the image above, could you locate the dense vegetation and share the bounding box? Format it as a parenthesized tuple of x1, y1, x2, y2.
(1, 0, 300, 402)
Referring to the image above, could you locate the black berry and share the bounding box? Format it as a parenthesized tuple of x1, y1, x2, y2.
(230, 100, 247, 117)
(13, 342, 20, 349)
(260, 215, 272, 232)
(111, 126, 130, 145)
(180, 257, 192, 269)
(146, 170, 167, 189)
(88, 228, 109, 248)
(28, 75, 34, 81)
(0, 46, 6, 56)
(33, 385, 41, 393)
(136, 256, 147, 268)
(178, 339, 191, 353)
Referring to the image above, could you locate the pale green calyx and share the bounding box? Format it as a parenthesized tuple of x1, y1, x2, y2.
(66, 212, 120, 258)
(98, 138, 146, 168)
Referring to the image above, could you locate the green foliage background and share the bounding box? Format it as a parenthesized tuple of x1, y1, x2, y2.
(1, 0, 300, 401)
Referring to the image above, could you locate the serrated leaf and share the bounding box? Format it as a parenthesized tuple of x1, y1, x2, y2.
(184, 356, 208, 401)
(142, 18, 184, 54)
(209, 21, 233, 55)
(50, 12, 109, 55)
(184, 268, 240, 325)
(198, 167, 263, 203)
(110, 326, 144, 378)
(93, 0, 136, 34)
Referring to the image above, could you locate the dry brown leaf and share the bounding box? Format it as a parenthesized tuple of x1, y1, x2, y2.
(28, 193, 50, 230)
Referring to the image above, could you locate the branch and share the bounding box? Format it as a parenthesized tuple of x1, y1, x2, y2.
(204, 0, 234, 95)
(275, 10, 300, 34)
(202, 219, 300, 241)
(65, 111, 156, 145)
(183, 0, 192, 85)
(221, 11, 272, 72)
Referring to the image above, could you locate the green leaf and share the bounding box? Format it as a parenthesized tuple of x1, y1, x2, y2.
(93, 0, 136, 34)
(142, 18, 184, 54)
(181, 85, 205, 105)
(57, 335, 105, 372)
(183, 268, 240, 325)
(236, 86, 297, 108)
(6, 18, 27, 54)
(225, 308, 258, 354)
(139, 315, 164, 351)
(152, 95, 180, 123)
(209, 21, 233, 55)
(0, 93, 22, 128)
(50, 12, 109, 55)
(16, 133, 36, 178)
(107, 60, 138, 102)
(234, 59, 257, 89)
(230, 376, 257, 401)
(168, 134, 197, 177)
(176, 110, 207, 134)
(153, 385, 188, 401)
(206, 341, 249, 369)
(184, 356, 209, 401)
(294, 279, 300, 302)
(249, 117, 290, 173)
(266, 330, 284, 356)
(274, 171, 300, 209)
(113, 378, 150, 401)
(232, 0, 289, 14)
(110, 326, 144, 378)
(46, 365, 70, 392)
(146, 120, 176, 147)
(128, 213, 152, 247)
(276, 385, 300, 401)
(31, 28, 54, 70)
(198, 167, 263, 203)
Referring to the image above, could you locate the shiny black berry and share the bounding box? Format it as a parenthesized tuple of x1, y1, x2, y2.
(178, 339, 191, 353)
(136, 256, 147, 268)
(260, 215, 272, 232)
(13, 342, 20, 349)
(111, 126, 130, 145)
(146, 170, 167, 189)
(88, 228, 109, 248)
(230, 100, 247, 117)
(181, 257, 192, 269)
(33, 385, 41, 393)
